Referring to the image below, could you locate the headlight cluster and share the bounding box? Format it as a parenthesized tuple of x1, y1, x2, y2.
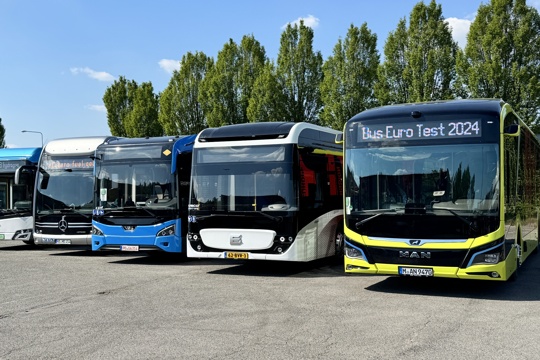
(91, 225, 104, 236)
(277, 235, 294, 243)
(469, 241, 505, 266)
(14, 229, 32, 240)
(345, 242, 365, 260)
(157, 224, 175, 237)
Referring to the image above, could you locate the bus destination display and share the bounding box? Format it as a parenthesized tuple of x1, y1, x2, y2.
(357, 119, 482, 142)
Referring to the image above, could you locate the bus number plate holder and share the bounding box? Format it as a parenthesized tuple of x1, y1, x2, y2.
(399, 267, 433, 277)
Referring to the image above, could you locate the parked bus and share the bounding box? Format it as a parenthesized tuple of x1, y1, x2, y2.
(91, 135, 195, 254)
(0, 147, 41, 243)
(187, 122, 344, 262)
(33, 136, 116, 246)
(342, 99, 539, 281)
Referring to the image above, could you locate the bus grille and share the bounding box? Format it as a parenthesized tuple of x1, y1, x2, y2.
(368, 247, 468, 267)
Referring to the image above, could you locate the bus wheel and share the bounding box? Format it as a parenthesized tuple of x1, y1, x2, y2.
(22, 239, 35, 246)
(335, 230, 344, 258)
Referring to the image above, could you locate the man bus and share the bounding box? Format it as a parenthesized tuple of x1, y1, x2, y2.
(91, 135, 195, 255)
(342, 99, 539, 281)
(33, 136, 116, 246)
(187, 122, 344, 262)
(0, 147, 41, 244)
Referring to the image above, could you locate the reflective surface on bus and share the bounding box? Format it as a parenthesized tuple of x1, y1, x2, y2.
(345, 143, 500, 239)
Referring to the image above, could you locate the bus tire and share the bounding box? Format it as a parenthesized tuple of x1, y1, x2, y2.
(22, 239, 35, 246)
(335, 229, 344, 258)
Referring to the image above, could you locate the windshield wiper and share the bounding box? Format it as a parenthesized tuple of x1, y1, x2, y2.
(99, 207, 162, 219)
(58, 208, 92, 220)
(428, 207, 479, 233)
(193, 211, 282, 223)
(355, 209, 401, 229)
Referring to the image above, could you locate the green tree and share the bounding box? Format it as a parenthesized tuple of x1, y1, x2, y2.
(124, 82, 162, 137)
(277, 20, 323, 123)
(103, 76, 138, 137)
(247, 61, 287, 122)
(159, 51, 213, 135)
(320, 23, 380, 131)
(199, 35, 266, 127)
(376, 0, 458, 104)
(455, 0, 540, 131)
(374, 19, 409, 105)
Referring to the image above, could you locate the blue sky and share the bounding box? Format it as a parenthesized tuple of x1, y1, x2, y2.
(1, 0, 539, 148)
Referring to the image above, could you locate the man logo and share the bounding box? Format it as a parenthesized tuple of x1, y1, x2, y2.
(409, 239, 422, 245)
(399, 251, 431, 259)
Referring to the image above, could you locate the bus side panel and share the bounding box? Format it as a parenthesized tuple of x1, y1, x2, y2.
(0, 216, 33, 240)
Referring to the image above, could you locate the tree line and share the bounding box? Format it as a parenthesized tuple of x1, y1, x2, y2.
(103, 0, 540, 137)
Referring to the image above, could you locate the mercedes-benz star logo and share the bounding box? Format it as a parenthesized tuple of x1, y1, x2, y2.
(58, 216, 68, 232)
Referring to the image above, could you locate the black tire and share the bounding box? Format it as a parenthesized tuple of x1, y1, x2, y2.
(335, 228, 344, 258)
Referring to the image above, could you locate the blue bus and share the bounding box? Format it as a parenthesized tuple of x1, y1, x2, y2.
(91, 135, 195, 254)
(0, 147, 41, 243)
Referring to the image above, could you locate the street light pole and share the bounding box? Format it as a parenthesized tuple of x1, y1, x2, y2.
(21, 130, 44, 147)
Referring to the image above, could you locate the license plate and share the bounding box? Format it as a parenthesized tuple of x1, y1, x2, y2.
(225, 252, 249, 259)
(121, 245, 139, 252)
(399, 267, 434, 277)
(55, 239, 72, 245)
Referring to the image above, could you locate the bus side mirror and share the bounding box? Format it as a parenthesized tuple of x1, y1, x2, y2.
(335, 133, 344, 144)
(39, 168, 50, 190)
(504, 124, 520, 136)
(15, 165, 36, 186)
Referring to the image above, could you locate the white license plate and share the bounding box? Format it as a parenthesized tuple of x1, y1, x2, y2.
(121, 245, 139, 252)
(55, 239, 72, 245)
(399, 267, 433, 277)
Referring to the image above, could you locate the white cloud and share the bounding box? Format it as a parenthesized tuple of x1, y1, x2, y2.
(159, 59, 180, 74)
(282, 14, 320, 30)
(446, 17, 472, 49)
(70, 67, 115, 82)
(86, 104, 107, 112)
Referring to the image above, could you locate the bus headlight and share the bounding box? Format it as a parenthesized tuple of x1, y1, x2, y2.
(345, 243, 365, 260)
(469, 240, 504, 266)
(14, 229, 32, 240)
(157, 224, 175, 237)
(92, 225, 104, 236)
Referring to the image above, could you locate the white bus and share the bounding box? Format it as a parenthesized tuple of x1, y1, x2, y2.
(0, 147, 41, 244)
(33, 136, 116, 246)
(187, 122, 344, 262)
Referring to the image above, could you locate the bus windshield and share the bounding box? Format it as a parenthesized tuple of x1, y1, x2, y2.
(190, 145, 297, 212)
(35, 155, 94, 215)
(346, 143, 499, 214)
(96, 160, 175, 211)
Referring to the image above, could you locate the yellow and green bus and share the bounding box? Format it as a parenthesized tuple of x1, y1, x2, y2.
(342, 99, 539, 281)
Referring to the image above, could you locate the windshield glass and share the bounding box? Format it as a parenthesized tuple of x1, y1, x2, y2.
(345, 143, 499, 214)
(95, 152, 176, 211)
(190, 145, 297, 212)
(35, 155, 94, 215)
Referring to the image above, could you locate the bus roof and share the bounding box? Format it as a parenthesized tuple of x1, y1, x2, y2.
(197, 122, 341, 144)
(44, 136, 118, 155)
(94, 135, 196, 174)
(0, 147, 42, 163)
(348, 99, 506, 122)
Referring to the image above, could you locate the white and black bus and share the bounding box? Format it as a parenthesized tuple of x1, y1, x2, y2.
(187, 122, 344, 262)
